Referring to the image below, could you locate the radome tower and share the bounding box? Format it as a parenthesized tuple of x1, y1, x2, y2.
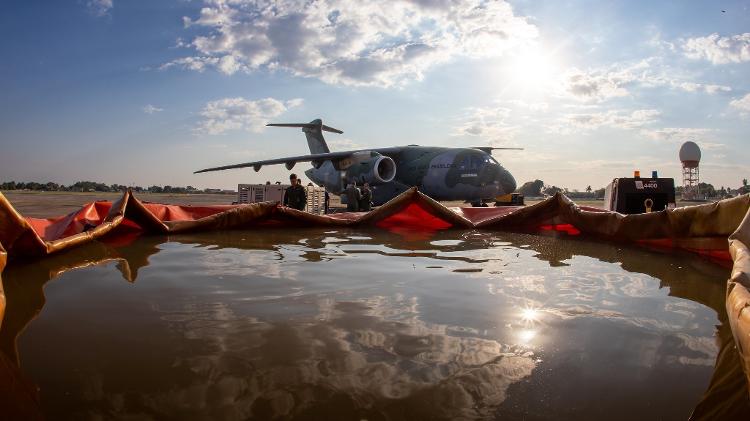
(679, 141, 701, 200)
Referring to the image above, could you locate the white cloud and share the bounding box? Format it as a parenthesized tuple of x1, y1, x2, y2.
(669, 81, 731, 94)
(160, 56, 219, 73)
(563, 68, 631, 101)
(142, 104, 163, 114)
(562, 60, 731, 102)
(640, 127, 714, 143)
(216, 55, 243, 75)
(326, 138, 363, 151)
(454, 106, 519, 143)
(165, 0, 538, 87)
(196, 97, 303, 135)
(682, 33, 750, 64)
(285, 98, 304, 108)
(504, 99, 549, 111)
(559, 109, 660, 132)
(730, 93, 750, 116)
(699, 141, 728, 150)
(87, 0, 113, 17)
(646, 30, 676, 53)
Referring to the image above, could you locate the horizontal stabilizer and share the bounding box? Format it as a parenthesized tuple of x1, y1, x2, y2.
(267, 122, 343, 134)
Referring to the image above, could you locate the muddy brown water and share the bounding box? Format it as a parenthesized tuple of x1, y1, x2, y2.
(0, 228, 743, 420)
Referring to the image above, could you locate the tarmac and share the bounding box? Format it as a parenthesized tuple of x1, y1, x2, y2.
(0, 191, 609, 219)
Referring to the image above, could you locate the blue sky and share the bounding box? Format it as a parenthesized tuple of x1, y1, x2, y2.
(1, 0, 748, 190)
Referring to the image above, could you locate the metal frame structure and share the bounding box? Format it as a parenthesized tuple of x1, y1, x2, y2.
(682, 164, 700, 200)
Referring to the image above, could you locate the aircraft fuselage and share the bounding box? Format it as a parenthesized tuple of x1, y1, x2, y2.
(305, 146, 516, 205)
(195, 119, 520, 206)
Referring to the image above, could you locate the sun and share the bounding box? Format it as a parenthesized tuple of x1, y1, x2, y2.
(505, 44, 561, 91)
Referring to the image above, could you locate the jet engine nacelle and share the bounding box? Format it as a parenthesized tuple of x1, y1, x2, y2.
(344, 155, 397, 185)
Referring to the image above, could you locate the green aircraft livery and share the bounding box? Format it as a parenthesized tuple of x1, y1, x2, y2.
(195, 119, 519, 205)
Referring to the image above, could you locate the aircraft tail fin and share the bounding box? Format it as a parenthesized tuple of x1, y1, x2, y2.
(267, 119, 342, 154)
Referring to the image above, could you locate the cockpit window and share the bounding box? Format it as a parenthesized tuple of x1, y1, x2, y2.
(469, 155, 479, 169)
(460, 154, 495, 169)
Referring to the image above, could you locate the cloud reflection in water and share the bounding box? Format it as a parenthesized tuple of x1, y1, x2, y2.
(0, 227, 733, 419)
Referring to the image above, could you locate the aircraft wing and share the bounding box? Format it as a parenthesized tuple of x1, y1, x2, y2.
(194, 148, 404, 174)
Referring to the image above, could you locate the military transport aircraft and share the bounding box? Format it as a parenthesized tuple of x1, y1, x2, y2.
(195, 119, 520, 206)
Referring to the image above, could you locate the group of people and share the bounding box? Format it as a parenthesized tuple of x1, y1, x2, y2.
(344, 182, 372, 212)
(282, 173, 372, 213)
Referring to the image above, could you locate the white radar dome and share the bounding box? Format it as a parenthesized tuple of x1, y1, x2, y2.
(679, 141, 701, 165)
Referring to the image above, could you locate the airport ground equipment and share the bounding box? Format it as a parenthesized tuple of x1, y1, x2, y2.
(238, 184, 326, 214)
(495, 193, 524, 206)
(238, 184, 285, 204)
(604, 171, 676, 214)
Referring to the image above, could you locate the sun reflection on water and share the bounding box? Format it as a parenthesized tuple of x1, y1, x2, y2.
(521, 307, 540, 323)
(519, 329, 537, 344)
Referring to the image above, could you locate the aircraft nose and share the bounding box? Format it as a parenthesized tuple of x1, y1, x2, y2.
(497, 166, 516, 195)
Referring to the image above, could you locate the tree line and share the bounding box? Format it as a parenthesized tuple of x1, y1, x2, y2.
(0, 180, 226, 194)
(4, 178, 748, 198)
(517, 179, 750, 199)
(516, 180, 606, 199)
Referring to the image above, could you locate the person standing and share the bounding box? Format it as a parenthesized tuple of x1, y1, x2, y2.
(344, 183, 361, 212)
(298, 179, 309, 210)
(360, 183, 372, 212)
(283, 174, 307, 211)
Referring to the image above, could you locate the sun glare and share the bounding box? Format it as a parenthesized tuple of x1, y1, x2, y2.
(519, 329, 537, 343)
(521, 307, 539, 322)
(505, 45, 561, 91)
